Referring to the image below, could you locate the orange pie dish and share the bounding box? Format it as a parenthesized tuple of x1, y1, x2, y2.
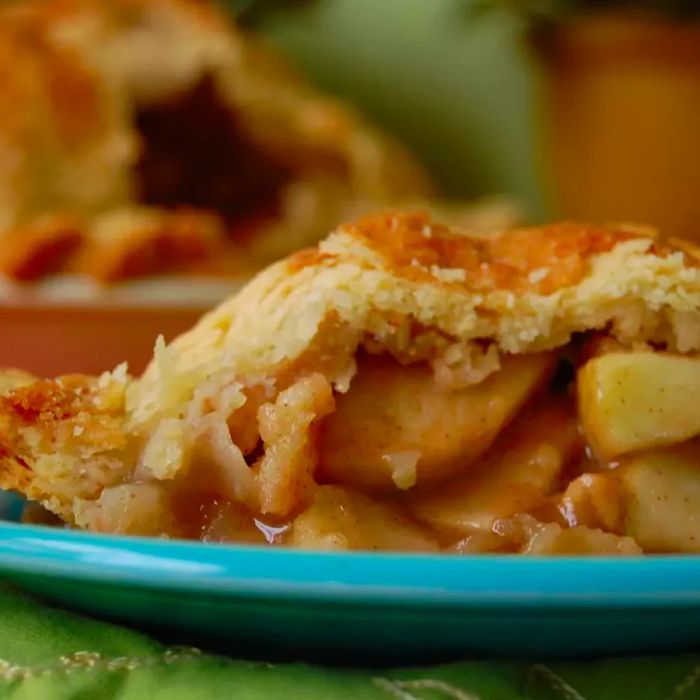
(2, 211, 700, 555)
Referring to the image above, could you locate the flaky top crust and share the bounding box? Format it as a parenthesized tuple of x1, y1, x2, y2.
(127, 211, 700, 425)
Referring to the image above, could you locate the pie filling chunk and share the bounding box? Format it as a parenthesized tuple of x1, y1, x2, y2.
(2, 212, 700, 554)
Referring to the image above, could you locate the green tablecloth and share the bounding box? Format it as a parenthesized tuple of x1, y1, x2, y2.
(0, 585, 699, 699)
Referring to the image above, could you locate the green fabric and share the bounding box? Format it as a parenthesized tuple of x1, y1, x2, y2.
(0, 586, 699, 698)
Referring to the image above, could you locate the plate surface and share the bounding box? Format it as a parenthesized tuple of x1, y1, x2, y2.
(0, 493, 699, 661)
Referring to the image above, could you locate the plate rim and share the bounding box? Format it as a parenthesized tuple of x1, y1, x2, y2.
(0, 522, 699, 609)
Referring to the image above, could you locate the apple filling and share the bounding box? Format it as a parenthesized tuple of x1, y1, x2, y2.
(67, 332, 700, 555)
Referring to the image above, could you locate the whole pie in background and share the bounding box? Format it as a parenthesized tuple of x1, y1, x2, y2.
(0, 0, 439, 284)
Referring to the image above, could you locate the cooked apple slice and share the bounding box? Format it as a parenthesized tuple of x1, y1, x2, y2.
(407, 395, 582, 539)
(578, 352, 700, 460)
(523, 522, 642, 556)
(446, 531, 515, 554)
(557, 473, 625, 534)
(289, 486, 438, 552)
(622, 444, 700, 553)
(0, 369, 35, 396)
(320, 351, 555, 492)
(74, 484, 177, 537)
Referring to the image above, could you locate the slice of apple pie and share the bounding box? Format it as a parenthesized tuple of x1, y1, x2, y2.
(2, 212, 700, 554)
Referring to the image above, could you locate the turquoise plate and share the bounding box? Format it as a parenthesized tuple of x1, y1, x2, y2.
(0, 492, 699, 661)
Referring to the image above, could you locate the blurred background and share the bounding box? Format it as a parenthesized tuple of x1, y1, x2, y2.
(253, 0, 544, 217)
(253, 0, 700, 237)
